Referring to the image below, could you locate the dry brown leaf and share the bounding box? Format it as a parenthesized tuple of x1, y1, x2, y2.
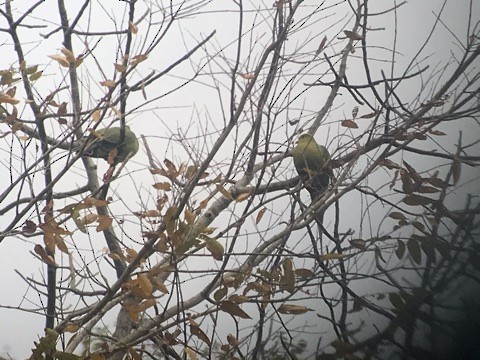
(129, 21, 138, 34)
(341, 119, 358, 128)
(96, 215, 112, 232)
(0, 92, 20, 105)
(100, 80, 116, 88)
(61, 47, 76, 63)
(48, 54, 70, 67)
(256, 207, 267, 224)
(114, 63, 127, 73)
(92, 109, 102, 122)
(220, 300, 251, 319)
(278, 304, 312, 314)
(216, 184, 234, 200)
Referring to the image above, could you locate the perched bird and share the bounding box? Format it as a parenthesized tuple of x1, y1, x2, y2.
(85, 126, 139, 164)
(292, 133, 332, 200)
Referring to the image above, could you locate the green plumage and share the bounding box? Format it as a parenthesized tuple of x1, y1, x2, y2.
(292, 133, 332, 200)
(85, 126, 139, 164)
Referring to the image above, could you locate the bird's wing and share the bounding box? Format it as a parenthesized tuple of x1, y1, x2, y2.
(316, 143, 330, 166)
(97, 128, 123, 145)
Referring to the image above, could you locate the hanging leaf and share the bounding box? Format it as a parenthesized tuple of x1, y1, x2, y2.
(278, 304, 312, 315)
(421, 239, 436, 262)
(34, 245, 57, 266)
(127, 274, 153, 299)
(55, 235, 69, 254)
(190, 320, 211, 346)
(359, 111, 379, 119)
(114, 63, 127, 73)
(100, 79, 116, 88)
(351, 106, 359, 119)
(91, 109, 102, 122)
(295, 268, 314, 279)
(417, 185, 440, 194)
(227, 334, 239, 347)
(427, 177, 450, 188)
(0, 92, 20, 104)
(94, 215, 111, 232)
(56, 102, 68, 116)
(389, 292, 404, 311)
(214, 286, 228, 302)
(71, 208, 87, 233)
(380, 158, 401, 170)
(400, 171, 413, 194)
(83, 197, 109, 207)
(48, 54, 70, 67)
(216, 184, 234, 200)
(407, 238, 422, 264)
(220, 301, 251, 319)
(184, 208, 196, 225)
(125, 248, 139, 263)
(229, 294, 248, 303)
(129, 54, 148, 67)
(183, 347, 197, 360)
(129, 21, 138, 34)
(256, 207, 267, 224)
(124, 299, 156, 322)
(25, 65, 38, 75)
(412, 221, 425, 232)
(163, 158, 177, 176)
(451, 157, 461, 185)
(435, 241, 450, 257)
(396, 240, 406, 259)
(152, 182, 171, 191)
(349, 239, 366, 250)
(341, 119, 358, 128)
(205, 237, 224, 261)
(281, 258, 295, 294)
(29, 71, 43, 81)
(349, 297, 364, 313)
(389, 212, 406, 221)
(164, 329, 181, 345)
(22, 220, 37, 234)
(61, 47, 76, 63)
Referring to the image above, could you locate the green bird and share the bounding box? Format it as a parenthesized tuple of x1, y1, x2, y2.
(85, 125, 139, 164)
(292, 133, 332, 200)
